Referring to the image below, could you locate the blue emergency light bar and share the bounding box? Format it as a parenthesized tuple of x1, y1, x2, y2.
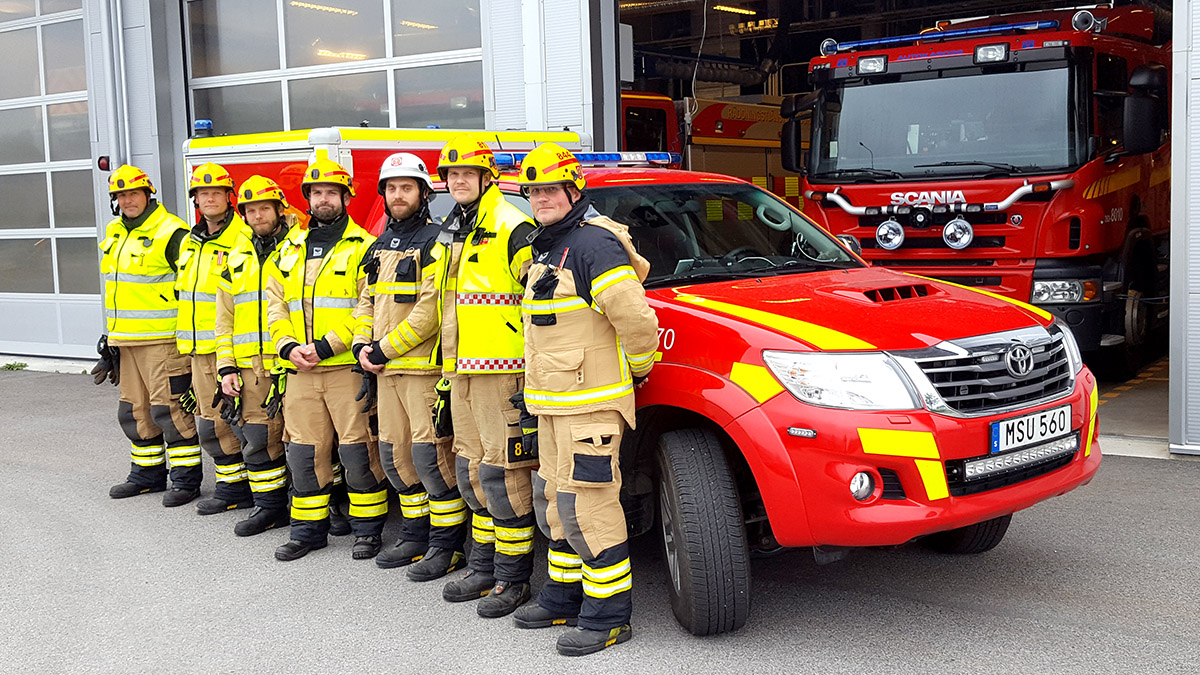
(493, 151, 682, 168)
(824, 20, 1059, 55)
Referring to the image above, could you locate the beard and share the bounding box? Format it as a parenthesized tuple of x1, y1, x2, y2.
(311, 203, 343, 222)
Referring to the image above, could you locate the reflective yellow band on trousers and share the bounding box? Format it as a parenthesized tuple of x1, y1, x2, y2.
(429, 497, 467, 526)
(582, 558, 633, 598)
(348, 490, 389, 518)
(291, 494, 330, 521)
(495, 525, 535, 555)
(166, 445, 202, 467)
(472, 512, 495, 543)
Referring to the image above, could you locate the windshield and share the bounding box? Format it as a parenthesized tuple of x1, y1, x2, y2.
(581, 183, 862, 287)
(813, 66, 1078, 179)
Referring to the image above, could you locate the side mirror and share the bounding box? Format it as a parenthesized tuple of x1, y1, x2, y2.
(836, 234, 863, 256)
(1123, 93, 1161, 155)
(782, 119, 803, 174)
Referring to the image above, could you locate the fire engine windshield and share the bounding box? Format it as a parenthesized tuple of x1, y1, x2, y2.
(585, 183, 862, 288)
(813, 67, 1078, 180)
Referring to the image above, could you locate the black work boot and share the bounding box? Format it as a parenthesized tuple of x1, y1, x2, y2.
(376, 539, 428, 569)
(477, 581, 530, 618)
(442, 568, 495, 602)
(275, 539, 327, 561)
(234, 507, 289, 537)
(352, 535, 383, 560)
(513, 603, 579, 629)
(162, 487, 200, 508)
(407, 547, 465, 582)
(328, 502, 351, 536)
(109, 481, 164, 499)
(556, 625, 633, 657)
(196, 496, 254, 516)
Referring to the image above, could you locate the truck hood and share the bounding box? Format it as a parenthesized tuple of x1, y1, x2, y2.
(651, 266, 1051, 352)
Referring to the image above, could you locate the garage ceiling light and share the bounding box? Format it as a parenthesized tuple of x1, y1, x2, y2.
(399, 20, 437, 30)
(713, 5, 756, 16)
(316, 49, 367, 61)
(290, 1, 358, 16)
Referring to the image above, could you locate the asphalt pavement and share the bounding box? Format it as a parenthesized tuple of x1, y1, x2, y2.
(2, 369, 1198, 674)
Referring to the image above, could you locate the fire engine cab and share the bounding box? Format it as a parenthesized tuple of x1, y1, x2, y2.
(183, 128, 1102, 637)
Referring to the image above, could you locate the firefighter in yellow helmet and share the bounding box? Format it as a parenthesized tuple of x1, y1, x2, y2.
(94, 165, 203, 507)
(211, 176, 295, 536)
(354, 153, 469, 572)
(417, 134, 537, 617)
(177, 162, 256, 516)
(510, 143, 658, 656)
(264, 158, 387, 561)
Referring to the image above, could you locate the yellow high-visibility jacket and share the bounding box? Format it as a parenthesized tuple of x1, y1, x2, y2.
(265, 216, 376, 369)
(99, 202, 189, 346)
(175, 211, 253, 355)
(214, 220, 293, 373)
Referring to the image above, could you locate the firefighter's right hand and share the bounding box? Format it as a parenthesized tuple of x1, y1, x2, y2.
(213, 381, 242, 426)
(178, 387, 198, 415)
(221, 372, 241, 397)
(90, 335, 120, 386)
(262, 371, 287, 420)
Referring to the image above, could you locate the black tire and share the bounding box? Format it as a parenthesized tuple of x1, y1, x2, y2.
(655, 428, 751, 636)
(923, 514, 1012, 554)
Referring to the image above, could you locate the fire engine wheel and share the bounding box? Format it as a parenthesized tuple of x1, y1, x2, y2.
(656, 428, 751, 636)
(922, 514, 1012, 555)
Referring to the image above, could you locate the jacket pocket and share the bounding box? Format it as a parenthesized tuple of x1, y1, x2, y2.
(567, 421, 622, 487)
(392, 257, 418, 303)
(532, 347, 584, 392)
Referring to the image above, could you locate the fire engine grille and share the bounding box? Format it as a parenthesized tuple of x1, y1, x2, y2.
(913, 331, 1073, 415)
(878, 468, 906, 500)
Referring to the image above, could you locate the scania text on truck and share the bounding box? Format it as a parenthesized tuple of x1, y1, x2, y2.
(780, 6, 1170, 377)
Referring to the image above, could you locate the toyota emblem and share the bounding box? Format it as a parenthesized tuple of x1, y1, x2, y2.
(1005, 344, 1035, 379)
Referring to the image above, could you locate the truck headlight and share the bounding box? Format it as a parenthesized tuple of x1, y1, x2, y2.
(1053, 318, 1084, 374)
(1031, 280, 1099, 304)
(762, 351, 920, 410)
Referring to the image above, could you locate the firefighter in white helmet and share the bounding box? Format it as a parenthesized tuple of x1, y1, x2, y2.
(354, 152, 468, 573)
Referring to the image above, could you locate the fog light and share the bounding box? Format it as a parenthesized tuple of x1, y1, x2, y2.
(942, 217, 973, 249)
(850, 472, 874, 501)
(876, 219, 905, 250)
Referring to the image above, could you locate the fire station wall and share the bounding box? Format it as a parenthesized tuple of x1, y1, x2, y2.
(1169, 0, 1199, 454)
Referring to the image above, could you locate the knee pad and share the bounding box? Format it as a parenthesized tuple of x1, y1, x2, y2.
(240, 423, 270, 465)
(286, 442, 321, 493)
(456, 455, 482, 513)
(338, 442, 375, 490)
(412, 442, 450, 496)
(149, 404, 185, 444)
(117, 400, 142, 442)
(532, 473, 551, 538)
(478, 463, 516, 521)
(378, 441, 403, 489)
(196, 417, 224, 458)
(556, 491, 591, 559)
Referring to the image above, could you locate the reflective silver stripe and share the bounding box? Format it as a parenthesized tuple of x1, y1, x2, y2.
(114, 309, 177, 319)
(312, 297, 356, 309)
(177, 330, 217, 341)
(287, 299, 303, 313)
(179, 290, 218, 302)
(232, 331, 270, 345)
(103, 272, 175, 284)
(109, 331, 175, 340)
(232, 291, 260, 305)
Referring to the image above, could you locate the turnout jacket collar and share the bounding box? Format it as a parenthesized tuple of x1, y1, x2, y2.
(531, 197, 601, 255)
(252, 222, 290, 261)
(120, 199, 161, 230)
(192, 207, 236, 239)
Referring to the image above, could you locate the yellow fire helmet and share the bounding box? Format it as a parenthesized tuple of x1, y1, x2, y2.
(517, 142, 586, 193)
(107, 164, 157, 195)
(302, 157, 355, 198)
(187, 162, 235, 196)
(236, 175, 290, 215)
(437, 134, 499, 180)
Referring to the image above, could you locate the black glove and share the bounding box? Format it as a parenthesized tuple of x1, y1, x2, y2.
(353, 364, 377, 413)
(213, 376, 242, 426)
(433, 377, 453, 438)
(508, 390, 538, 462)
(262, 369, 289, 420)
(179, 387, 198, 415)
(90, 335, 120, 386)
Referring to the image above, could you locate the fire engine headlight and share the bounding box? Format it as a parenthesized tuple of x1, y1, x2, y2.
(858, 56, 887, 74)
(974, 43, 1009, 64)
(942, 217, 974, 249)
(850, 472, 874, 501)
(1031, 280, 1100, 304)
(1053, 318, 1084, 375)
(762, 351, 920, 411)
(876, 219, 905, 250)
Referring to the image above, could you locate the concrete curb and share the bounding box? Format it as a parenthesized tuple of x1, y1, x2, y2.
(0, 354, 92, 375)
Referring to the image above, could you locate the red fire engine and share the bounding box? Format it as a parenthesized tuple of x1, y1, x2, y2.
(780, 6, 1170, 377)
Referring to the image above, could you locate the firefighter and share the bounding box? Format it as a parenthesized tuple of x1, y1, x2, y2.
(510, 143, 659, 656)
(94, 165, 203, 507)
(415, 134, 536, 618)
(265, 158, 387, 561)
(212, 175, 294, 536)
(176, 162, 255, 515)
(353, 152, 468, 573)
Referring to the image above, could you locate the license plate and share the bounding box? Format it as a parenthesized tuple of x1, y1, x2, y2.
(990, 405, 1071, 454)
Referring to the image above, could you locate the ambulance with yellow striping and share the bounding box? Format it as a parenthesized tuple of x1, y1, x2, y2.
(184, 129, 1101, 640)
